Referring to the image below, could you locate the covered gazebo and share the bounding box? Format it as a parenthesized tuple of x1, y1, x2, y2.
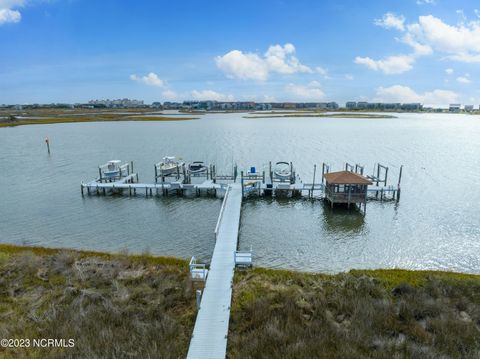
(323, 171, 373, 211)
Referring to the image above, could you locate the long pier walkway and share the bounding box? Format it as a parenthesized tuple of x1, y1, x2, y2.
(186, 184, 242, 359)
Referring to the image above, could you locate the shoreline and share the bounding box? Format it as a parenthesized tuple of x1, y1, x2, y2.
(2, 243, 479, 357)
(244, 113, 397, 119)
(1, 243, 477, 278)
(0, 115, 198, 128)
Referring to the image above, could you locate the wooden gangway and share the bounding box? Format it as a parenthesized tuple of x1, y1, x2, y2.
(186, 184, 242, 359)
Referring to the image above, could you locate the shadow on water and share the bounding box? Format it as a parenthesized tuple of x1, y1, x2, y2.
(320, 201, 366, 234)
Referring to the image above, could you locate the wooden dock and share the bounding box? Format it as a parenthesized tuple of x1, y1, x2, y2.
(186, 184, 243, 359)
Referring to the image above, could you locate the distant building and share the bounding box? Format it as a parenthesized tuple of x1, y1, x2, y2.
(346, 102, 356, 109)
(464, 105, 474, 112)
(449, 104, 461, 113)
(401, 103, 422, 111)
(356, 102, 368, 109)
(88, 98, 144, 108)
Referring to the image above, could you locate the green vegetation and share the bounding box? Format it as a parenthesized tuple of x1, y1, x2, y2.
(2, 243, 479, 358)
(0, 114, 197, 128)
(244, 113, 396, 119)
(0, 244, 195, 358)
(0, 108, 197, 128)
(228, 268, 480, 358)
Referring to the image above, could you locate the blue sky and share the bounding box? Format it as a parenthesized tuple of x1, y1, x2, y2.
(1, 0, 480, 106)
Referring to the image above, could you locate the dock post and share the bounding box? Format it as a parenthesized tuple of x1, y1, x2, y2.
(380, 187, 384, 201)
(241, 171, 244, 197)
(234, 164, 238, 182)
(130, 161, 134, 175)
(196, 290, 202, 310)
(45, 137, 50, 155)
(269, 161, 272, 182)
(290, 162, 293, 184)
(129, 185, 132, 196)
(397, 187, 401, 202)
(397, 165, 403, 187)
(262, 171, 265, 184)
(155, 165, 157, 184)
(98, 167, 103, 183)
(311, 164, 317, 198)
(384, 166, 389, 186)
(81, 184, 84, 196)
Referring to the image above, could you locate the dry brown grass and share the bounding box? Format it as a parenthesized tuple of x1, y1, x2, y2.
(0, 245, 195, 358)
(0, 113, 196, 127)
(228, 268, 480, 358)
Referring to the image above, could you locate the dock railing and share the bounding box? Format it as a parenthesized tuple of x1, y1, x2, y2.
(189, 256, 208, 282)
(214, 185, 231, 240)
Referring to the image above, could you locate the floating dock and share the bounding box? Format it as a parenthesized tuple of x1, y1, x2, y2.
(187, 184, 242, 359)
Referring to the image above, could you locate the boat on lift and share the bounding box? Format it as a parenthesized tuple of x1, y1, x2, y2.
(188, 161, 207, 174)
(102, 160, 122, 179)
(273, 161, 291, 181)
(159, 156, 183, 176)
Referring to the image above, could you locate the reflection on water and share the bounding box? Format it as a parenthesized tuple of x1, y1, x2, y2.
(321, 202, 366, 234)
(0, 112, 480, 273)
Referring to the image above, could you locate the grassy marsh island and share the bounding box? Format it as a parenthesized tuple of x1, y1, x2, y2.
(0, 244, 196, 358)
(0, 109, 197, 128)
(228, 268, 480, 358)
(244, 113, 397, 119)
(1, 244, 479, 358)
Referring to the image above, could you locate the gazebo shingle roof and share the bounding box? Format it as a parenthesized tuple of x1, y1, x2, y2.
(323, 171, 373, 185)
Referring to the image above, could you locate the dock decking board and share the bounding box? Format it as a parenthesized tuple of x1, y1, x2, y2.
(186, 184, 242, 359)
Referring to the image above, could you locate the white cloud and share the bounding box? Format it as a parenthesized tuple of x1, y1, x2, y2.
(354, 54, 415, 74)
(190, 90, 234, 101)
(215, 43, 312, 81)
(315, 66, 328, 77)
(130, 72, 165, 87)
(407, 15, 480, 62)
(416, 0, 435, 4)
(374, 85, 458, 106)
(215, 50, 268, 81)
(456, 74, 471, 83)
(345, 74, 354, 80)
(374, 12, 405, 31)
(161, 90, 179, 101)
(284, 82, 325, 101)
(445, 68, 454, 74)
(401, 32, 433, 55)
(0, 0, 25, 24)
(264, 43, 312, 74)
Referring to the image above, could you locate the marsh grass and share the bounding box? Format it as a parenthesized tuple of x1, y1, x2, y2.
(228, 268, 480, 358)
(0, 244, 195, 358)
(0, 114, 196, 127)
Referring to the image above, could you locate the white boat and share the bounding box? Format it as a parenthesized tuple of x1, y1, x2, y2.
(188, 161, 207, 174)
(274, 161, 291, 181)
(103, 160, 122, 179)
(159, 156, 183, 176)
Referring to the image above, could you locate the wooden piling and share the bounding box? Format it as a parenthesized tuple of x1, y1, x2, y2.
(45, 137, 50, 155)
